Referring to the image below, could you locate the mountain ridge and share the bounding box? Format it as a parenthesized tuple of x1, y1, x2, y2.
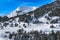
(0, 0, 60, 23)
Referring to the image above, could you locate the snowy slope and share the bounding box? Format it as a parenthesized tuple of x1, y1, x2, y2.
(0, 37, 4, 40)
(0, 16, 60, 40)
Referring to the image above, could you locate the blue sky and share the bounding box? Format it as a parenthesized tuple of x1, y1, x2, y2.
(0, 0, 54, 16)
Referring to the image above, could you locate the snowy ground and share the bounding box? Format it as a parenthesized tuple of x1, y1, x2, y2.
(0, 21, 60, 40)
(0, 37, 4, 40)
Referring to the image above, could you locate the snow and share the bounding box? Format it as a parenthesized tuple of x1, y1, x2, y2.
(0, 37, 4, 40)
(51, 16, 59, 20)
(2, 10, 60, 35)
(7, 6, 37, 18)
(1, 5, 60, 40)
(38, 11, 52, 23)
(0, 23, 60, 34)
(0, 20, 60, 40)
(32, 6, 37, 10)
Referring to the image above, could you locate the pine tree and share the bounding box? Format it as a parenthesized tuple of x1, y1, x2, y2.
(34, 31, 40, 40)
(9, 33, 12, 39)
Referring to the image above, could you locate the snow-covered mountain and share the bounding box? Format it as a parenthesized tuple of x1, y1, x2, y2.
(7, 6, 37, 18)
(0, 0, 60, 40)
(0, 0, 60, 33)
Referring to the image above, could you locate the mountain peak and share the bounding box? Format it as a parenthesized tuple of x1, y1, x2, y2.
(7, 6, 37, 18)
(32, 6, 37, 10)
